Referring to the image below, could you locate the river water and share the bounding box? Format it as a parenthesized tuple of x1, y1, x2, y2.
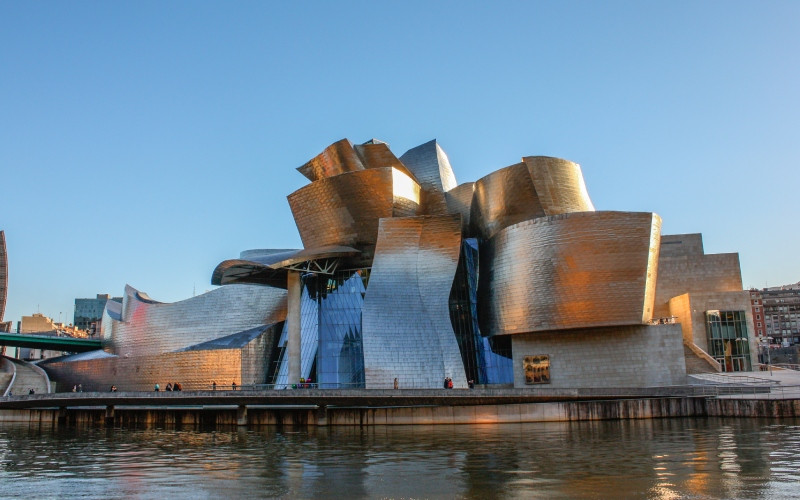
(0, 418, 798, 499)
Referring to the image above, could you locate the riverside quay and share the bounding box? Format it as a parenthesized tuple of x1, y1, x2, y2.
(2, 138, 763, 398)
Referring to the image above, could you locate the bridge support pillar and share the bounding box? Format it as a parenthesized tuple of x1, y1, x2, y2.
(237, 405, 248, 426)
(105, 405, 115, 427)
(315, 405, 328, 426)
(57, 407, 67, 425)
(287, 270, 301, 387)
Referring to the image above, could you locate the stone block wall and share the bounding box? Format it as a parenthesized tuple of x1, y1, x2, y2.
(511, 324, 686, 389)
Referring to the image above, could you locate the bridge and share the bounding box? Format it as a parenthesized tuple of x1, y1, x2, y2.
(0, 333, 102, 353)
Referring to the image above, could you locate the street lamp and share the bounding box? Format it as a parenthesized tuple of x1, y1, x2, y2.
(760, 337, 772, 376)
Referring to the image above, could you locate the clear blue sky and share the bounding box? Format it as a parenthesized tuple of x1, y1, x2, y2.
(1, 1, 798, 326)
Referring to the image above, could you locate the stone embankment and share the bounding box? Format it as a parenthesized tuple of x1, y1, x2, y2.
(0, 389, 798, 427)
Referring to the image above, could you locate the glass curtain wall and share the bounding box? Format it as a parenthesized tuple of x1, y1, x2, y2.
(314, 270, 367, 388)
(270, 269, 367, 389)
(705, 310, 752, 372)
(449, 238, 513, 385)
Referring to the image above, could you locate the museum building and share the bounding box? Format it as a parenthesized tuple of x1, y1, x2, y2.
(40, 139, 756, 390)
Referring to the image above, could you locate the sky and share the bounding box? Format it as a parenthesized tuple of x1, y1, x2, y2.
(1, 1, 798, 326)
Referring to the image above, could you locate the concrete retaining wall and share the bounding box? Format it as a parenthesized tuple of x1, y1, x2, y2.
(1, 397, 798, 427)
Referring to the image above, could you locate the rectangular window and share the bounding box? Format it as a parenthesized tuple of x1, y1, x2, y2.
(705, 310, 752, 372)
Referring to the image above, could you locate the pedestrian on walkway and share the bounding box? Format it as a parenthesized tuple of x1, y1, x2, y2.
(154, 383, 160, 392)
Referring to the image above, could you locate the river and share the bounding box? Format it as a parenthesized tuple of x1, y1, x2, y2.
(0, 418, 798, 499)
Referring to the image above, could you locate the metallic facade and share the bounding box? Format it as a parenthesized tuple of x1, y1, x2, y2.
(471, 157, 594, 240)
(479, 211, 662, 336)
(444, 182, 475, 235)
(288, 167, 422, 249)
(399, 139, 458, 215)
(362, 215, 468, 388)
(103, 284, 287, 357)
(297, 138, 365, 182)
(36, 136, 751, 391)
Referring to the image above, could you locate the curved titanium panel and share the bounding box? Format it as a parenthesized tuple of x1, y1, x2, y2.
(288, 167, 421, 249)
(478, 211, 661, 336)
(362, 214, 468, 389)
(296, 138, 364, 182)
(399, 139, 458, 215)
(0, 231, 6, 322)
(444, 182, 475, 235)
(471, 162, 545, 240)
(102, 284, 287, 357)
(354, 141, 417, 182)
(471, 157, 595, 240)
(522, 156, 594, 214)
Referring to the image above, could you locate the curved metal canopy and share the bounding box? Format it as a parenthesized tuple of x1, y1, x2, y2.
(211, 245, 361, 288)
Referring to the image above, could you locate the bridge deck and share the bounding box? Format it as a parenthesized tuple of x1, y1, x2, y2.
(0, 333, 102, 352)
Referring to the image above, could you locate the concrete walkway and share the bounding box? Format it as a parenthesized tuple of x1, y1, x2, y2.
(691, 368, 800, 400)
(2, 357, 50, 395)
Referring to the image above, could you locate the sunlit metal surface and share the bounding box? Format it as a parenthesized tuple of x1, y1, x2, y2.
(354, 140, 418, 181)
(0, 231, 6, 322)
(288, 167, 421, 249)
(102, 284, 287, 357)
(362, 214, 468, 389)
(471, 162, 546, 240)
(399, 139, 458, 215)
(471, 157, 595, 240)
(479, 211, 662, 336)
(522, 156, 594, 214)
(296, 138, 364, 182)
(444, 182, 475, 235)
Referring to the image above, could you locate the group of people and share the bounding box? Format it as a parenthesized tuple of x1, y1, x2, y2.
(154, 382, 183, 392)
(443, 377, 454, 389)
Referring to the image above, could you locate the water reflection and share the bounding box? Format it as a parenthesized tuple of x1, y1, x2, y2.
(0, 418, 798, 499)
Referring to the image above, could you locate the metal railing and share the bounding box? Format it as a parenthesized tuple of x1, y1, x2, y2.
(772, 363, 800, 371)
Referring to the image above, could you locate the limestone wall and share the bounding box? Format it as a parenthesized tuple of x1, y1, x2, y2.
(510, 324, 686, 388)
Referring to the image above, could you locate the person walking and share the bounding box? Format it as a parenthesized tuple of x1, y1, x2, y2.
(394, 378, 399, 389)
(154, 383, 160, 392)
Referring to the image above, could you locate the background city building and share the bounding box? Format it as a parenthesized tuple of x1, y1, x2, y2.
(750, 282, 800, 347)
(74, 294, 122, 336)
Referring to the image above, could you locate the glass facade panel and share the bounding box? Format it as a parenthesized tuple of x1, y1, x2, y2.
(448, 239, 513, 385)
(705, 310, 752, 372)
(271, 269, 367, 388)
